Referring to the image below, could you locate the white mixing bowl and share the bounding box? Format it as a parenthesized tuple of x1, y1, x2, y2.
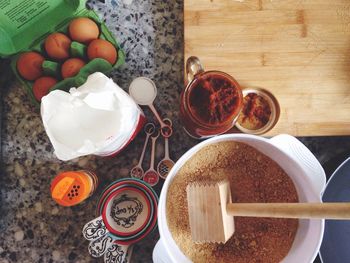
(153, 134, 326, 263)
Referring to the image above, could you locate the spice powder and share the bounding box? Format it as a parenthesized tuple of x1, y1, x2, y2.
(189, 74, 241, 124)
(238, 93, 272, 130)
(166, 141, 298, 263)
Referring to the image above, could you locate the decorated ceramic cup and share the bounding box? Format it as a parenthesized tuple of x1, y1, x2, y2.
(83, 178, 158, 261)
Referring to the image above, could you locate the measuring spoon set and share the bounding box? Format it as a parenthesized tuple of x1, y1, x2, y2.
(129, 77, 175, 186)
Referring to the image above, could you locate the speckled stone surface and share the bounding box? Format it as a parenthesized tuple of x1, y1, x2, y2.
(0, 0, 350, 263)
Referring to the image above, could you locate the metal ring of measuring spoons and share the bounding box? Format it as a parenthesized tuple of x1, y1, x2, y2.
(160, 118, 173, 138)
(144, 122, 156, 135)
(162, 118, 173, 127)
(161, 125, 172, 138)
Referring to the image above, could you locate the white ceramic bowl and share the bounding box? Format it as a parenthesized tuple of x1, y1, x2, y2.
(153, 134, 326, 263)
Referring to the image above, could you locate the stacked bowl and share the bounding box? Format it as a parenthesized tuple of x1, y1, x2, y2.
(83, 178, 158, 262)
(96, 178, 158, 245)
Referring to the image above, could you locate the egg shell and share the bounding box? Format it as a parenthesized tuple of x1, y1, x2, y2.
(45, 33, 72, 60)
(87, 39, 117, 65)
(61, 58, 86, 79)
(16, 52, 45, 81)
(33, 76, 57, 101)
(69, 17, 100, 44)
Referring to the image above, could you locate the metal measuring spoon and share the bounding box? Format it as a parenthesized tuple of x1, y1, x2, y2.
(129, 77, 173, 138)
(143, 131, 160, 186)
(130, 123, 156, 179)
(157, 118, 175, 179)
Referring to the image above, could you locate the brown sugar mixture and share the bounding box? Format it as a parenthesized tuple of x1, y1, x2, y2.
(166, 142, 298, 263)
(238, 93, 272, 130)
(189, 74, 242, 125)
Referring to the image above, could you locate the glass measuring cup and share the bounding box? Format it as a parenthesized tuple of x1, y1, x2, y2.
(180, 56, 244, 139)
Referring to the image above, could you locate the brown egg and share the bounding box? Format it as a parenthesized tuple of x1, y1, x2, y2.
(17, 52, 44, 81)
(45, 33, 71, 60)
(69, 17, 99, 44)
(61, 58, 86, 79)
(33, 76, 57, 101)
(87, 39, 117, 65)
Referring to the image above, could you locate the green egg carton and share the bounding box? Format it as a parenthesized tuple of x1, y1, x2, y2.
(0, 0, 125, 107)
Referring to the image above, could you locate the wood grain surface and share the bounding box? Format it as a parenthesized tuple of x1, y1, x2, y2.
(184, 0, 350, 136)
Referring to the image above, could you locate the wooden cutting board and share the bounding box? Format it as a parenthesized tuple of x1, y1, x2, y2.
(184, 0, 350, 136)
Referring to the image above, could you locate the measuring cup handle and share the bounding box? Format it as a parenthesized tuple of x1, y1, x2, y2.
(104, 243, 130, 263)
(149, 104, 165, 127)
(186, 56, 204, 83)
(88, 234, 115, 258)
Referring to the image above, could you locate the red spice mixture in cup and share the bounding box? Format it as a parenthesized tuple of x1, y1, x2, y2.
(180, 72, 243, 138)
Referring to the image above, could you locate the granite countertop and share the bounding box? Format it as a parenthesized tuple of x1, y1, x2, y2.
(1, 0, 350, 262)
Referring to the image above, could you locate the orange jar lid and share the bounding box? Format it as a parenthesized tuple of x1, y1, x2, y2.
(50, 171, 94, 207)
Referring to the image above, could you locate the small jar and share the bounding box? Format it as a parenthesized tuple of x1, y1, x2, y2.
(50, 170, 98, 207)
(180, 57, 243, 139)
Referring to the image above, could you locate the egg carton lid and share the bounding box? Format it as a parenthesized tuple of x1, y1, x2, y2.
(0, 0, 87, 57)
